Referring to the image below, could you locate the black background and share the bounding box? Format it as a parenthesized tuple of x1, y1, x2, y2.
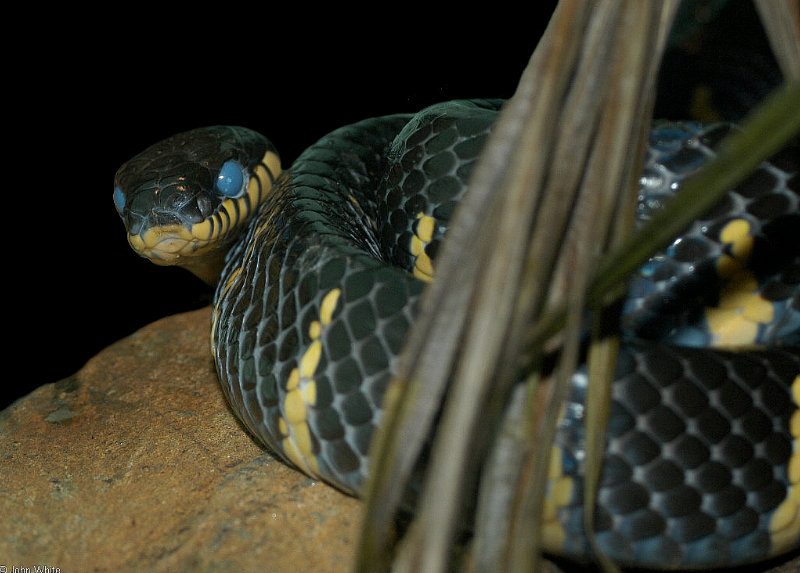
(7, 1, 780, 409)
(7, 8, 556, 408)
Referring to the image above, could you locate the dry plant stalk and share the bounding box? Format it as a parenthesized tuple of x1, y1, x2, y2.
(357, 1, 799, 572)
(755, 0, 800, 78)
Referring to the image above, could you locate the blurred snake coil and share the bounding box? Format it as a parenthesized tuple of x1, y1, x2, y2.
(113, 98, 800, 568)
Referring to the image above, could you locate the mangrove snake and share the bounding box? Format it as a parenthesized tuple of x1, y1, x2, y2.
(113, 99, 799, 568)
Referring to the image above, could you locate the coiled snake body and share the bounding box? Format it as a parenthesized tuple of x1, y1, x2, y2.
(114, 99, 800, 568)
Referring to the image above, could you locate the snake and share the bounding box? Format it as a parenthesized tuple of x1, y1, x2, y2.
(113, 98, 800, 568)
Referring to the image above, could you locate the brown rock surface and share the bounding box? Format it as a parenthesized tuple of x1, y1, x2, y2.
(0, 308, 361, 571)
(2, 307, 798, 572)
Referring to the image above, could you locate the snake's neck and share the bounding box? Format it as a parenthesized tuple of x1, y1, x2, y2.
(181, 150, 284, 287)
(183, 247, 232, 286)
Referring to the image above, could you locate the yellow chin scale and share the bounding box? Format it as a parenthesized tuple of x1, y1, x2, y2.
(278, 287, 342, 477)
(769, 376, 800, 555)
(127, 224, 197, 265)
(411, 212, 436, 282)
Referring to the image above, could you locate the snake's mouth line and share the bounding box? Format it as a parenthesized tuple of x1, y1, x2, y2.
(127, 225, 207, 265)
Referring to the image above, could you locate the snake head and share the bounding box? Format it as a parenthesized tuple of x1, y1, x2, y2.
(113, 126, 281, 284)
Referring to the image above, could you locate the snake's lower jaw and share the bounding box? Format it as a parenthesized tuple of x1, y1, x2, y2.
(127, 226, 193, 264)
(127, 226, 225, 285)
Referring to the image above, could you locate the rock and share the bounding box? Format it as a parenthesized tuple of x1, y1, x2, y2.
(0, 308, 360, 572)
(1, 308, 798, 572)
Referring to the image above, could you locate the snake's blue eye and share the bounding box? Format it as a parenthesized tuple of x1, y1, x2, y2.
(113, 186, 126, 213)
(216, 160, 246, 198)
